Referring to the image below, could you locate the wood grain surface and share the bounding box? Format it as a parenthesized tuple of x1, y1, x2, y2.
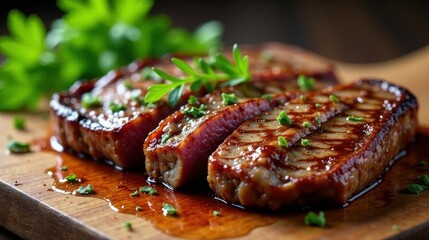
(0, 44, 428, 239)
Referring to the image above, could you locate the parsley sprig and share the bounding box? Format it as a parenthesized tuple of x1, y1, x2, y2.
(144, 44, 251, 107)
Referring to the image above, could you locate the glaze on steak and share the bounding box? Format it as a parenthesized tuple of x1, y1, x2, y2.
(50, 43, 337, 169)
(208, 79, 418, 209)
(144, 86, 299, 188)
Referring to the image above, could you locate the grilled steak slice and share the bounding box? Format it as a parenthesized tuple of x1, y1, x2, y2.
(208, 79, 418, 209)
(51, 43, 337, 169)
(144, 86, 299, 188)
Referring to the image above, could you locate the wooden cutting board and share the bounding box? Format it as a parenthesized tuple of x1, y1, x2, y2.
(1, 44, 429, 240)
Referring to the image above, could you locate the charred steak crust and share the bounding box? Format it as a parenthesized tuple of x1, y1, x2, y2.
(144, 87, 299, 188)
(51, 43, 337, 169)
(208, 79, 418, 210)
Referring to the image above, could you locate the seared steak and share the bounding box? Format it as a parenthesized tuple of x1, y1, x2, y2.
(144, 86, 299, 188)
(208, 79, 418, 209)
(50, 43, 337, 169)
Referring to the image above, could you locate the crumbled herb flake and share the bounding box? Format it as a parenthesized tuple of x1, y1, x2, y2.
(213, 210, 221, 217)
(406, 184, 424, 194)
(316, 113, 322, 127)
(305, 211, 326, 227)
(188, 95, 198, 105)
(13, 117, 25, 130)
(300, 95, 306, 101)
(140, 186, 157, 195)
(81, 93, 100, 108)
(277, 111, 292, 125)
(124, 221, 133, 231)
(261, 51, 273, 62)
(346, 116, 364, 122)
(130, 190, 139, 197)
(7, 140, 30, 153)
(110, 102, 126, 113)
(278, 136, 288, 148)
(329, 94, 339, 103)
(61, 166, 68, 171)
(65, 174, 77, 182)
(161, 133, 170, 144)
(75, 184, 94, 195)
(417, 160, 427, 167)
(221, 92, 238, 105)
(162, 203, 178, 216)
(419, 175, 429, 189)
(301, 139, 311, 146)
(261, 94, 272, 101)
(136, 206, 142, 211)
(302, 121, 311, 128)
(392, 225, 400, 231)
(315, 103, 321, 108)
(123, 81, 134, 89)
(182, 104, 206, 118)
(297, 75, 316, 91)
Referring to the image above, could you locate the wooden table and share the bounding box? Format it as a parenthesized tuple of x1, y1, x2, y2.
(0, 44, 428, 239)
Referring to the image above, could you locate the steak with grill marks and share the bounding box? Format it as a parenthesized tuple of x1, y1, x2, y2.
(208, 79, 418, 209)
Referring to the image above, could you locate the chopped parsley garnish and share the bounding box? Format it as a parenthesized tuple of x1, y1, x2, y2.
(300, 95, 306, 101)
(136, 206, 142, 211)
(278, 136, 288, 148)
(277, 111, 292, 125)
(418, 160, 427, 167)
(162, 203, 178, 216)
(61, 166, 68, 171)
(182, 104, 207, 118)
(302, 121, 311, 128)
(305, 211, 326, 227)
(329, 94, 339, 103)
(406, 184, 424, 194)
(109, 102, 126, 113)
(7, 140, 30, 153)
(346, 116, 364, 122)
(261, 94, 272, 101)
(124, 221, 133, 231)
(123, 81, 134, 89)
(188, 95, 198, 105)
(81, 93, 100, 108)
(130, 190, 139, 197)
(221, 92, 238, 105)
(213, 210, 221, 217)
(160, 133, 170, 144)
(297, 75, 316, 91)
(301, 139, 311, 146)
(315, 103, 321, 108)
(65, 174, 77, 182)
(75, 184, 94, 195)
(419, 175, 429, 189)
(13, 117, 25, 130)
(140, 186, 157, 196)
(316, 113, 322, 127)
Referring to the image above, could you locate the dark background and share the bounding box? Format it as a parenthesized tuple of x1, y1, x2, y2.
(1, 0, 429, 63)
(0, 0, 428, 239)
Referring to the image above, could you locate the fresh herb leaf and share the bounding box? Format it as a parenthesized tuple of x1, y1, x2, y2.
(305, 211, 326, 227)
(140, 186, 157, 195)
(188, 95, 198, 105)
(301, 139, 311, 146)
(221, 92, 238, 105)
(162, 203, 178, 216)
(302, 121, 311, 128)
(297, 75, 315, 91)
(406, 184, 424, 194)
(13, 116, 25, 130)
(346, 116, 364, 122)
(278, 136, 288, 148)
(81, 93, 100, 108)
(160, 133, 170, 144)
(329, 94, 339, 103)
(7, 140, 30, 153)
(182, 104, 207, 118)
(277, 110, 292, 125)
(75, 184, 94, 195)
(213, 210, 221, 217)
(419, 175, 429, 189)
(144, 44, 251, 107)
(65, 173, 77, 182)
(0, 2, 222, 111)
